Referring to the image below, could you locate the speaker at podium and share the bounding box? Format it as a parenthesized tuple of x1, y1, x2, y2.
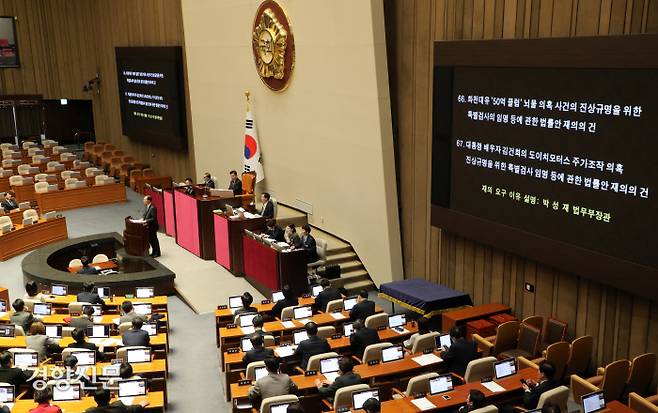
(123, 216, 149, 256)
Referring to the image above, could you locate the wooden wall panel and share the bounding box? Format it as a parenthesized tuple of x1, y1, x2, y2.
(387, 0, 658, 378)
(0, 0, 194, 179)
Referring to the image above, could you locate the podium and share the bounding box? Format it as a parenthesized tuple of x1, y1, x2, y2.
(123, 217, 149, 256)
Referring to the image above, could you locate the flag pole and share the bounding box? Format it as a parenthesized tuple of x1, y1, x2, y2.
(245, 90, 251, 112)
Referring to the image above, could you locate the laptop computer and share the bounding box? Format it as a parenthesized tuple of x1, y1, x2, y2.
(70, 350, 95, 366)
(352, 388, 379, 410)
(86, 324, 110, 338)
(343, 322, 355, 337)
(381, 345, 404, 363)
(33, 302, 52, 316)
(82, 304, 102, 316)
(429, 374, 454, 395)
(0, 325, 15, 338)
(311, 285, 323, 297)
(135, 287, 154, 299)
(272, 290, 285, 302)
(0, 384, 15, 403)
(118, 378, 147, 398)
(95, 287, 111, 298)
(293, 305, 313, 320)
(141, 322, 158, 336)
(238, 313, 258, 328)
(435, 333, 452, 349)
(45, 325, 62, 339)
(133, 303, 152, 316)
(494, 358, 517, 380)
(52, 382, 81, 401)
(269, 402, 291, 413)
(387, 314, 406, 331)
(320, 357, 341, 383)
(241, 337, 254, 352)
(582, 391, 606, 413)
(343, 296, 358, 311)
(50, 284, 67, 296)
(228, 295, 243, 309)
(13, 352, 38, 368)
(126, 348, 151, 363)
(293, 330, 309, 345)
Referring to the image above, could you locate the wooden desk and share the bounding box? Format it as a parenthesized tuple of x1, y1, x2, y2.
(134, 176, 172, 194)
(5, 206, 40, 226)
(12, 183, 36, 202)
(67, 261, 118, 273)
(0, 333, 167, 350)
(40, 359, 167, 379)
(0, 217, 68, 261)
(442, 303, 511, 330)
(35, 183, 127, 211)
(214, 212, 266, 275)
(45, 294, 168, 309)
(9, 392, 164, 413)
(0, 313, 168, 326)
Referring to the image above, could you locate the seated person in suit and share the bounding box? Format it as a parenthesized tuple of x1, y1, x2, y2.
(271, 285, 298, 319)
(85, 388, 148, 413)
(24, 280, 46, 302)
(68, 327, 104, 362)
(403, 316, 432, 350)
(284, 224, 302, 248)
(293, 322, 331, 370)
(522, 361, 559, 409)
(440, 325, 479, 379)
(349, 289, 376, 321)
(315, 356, 362, 399)
(30, 388, 62, 413)
(27, 322, 61, 363)
(363, 398, 381, 413)
(259, 192, 274, 219)
(242, 333, 274, 365)
(233, 292, 258, 321)
(63, 355, 93, 391)
(349, 320, 380, 359)
(122, 318, 150, 347)
(106, 362, 142, 389)
(458, 389, 488, 413)
(184, 177, 195, 196)
(251, 314, 266, 338)
(228, 170, 242, 195)
(202, 172, 215, 189)
(10, 298, 34, 333)
(69, 305, 95, 330)
(0, 351, 29, 387)
(248, 357, 298, 408)
(265, 219, 285, 242)
(313, 278, 342, 313)
(119, 301, 148, 325)
(77, 281, 105, 305)
(77, 256, 100, 275)
(1, 191, 18, 213)
(300, 224, 318, 263)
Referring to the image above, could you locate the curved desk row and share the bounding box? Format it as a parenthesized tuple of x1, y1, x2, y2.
(0, 217, 68, 261)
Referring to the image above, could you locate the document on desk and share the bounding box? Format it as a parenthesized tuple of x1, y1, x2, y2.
(412, 353, 442, 366)
(274, 346, 296, 358)
(330, 312, 346, 320)
(129, 218, 145, 224)
(324, 372, 340, 383)
(119, 397, 134, 406)
(281, 321, 296, 329)
(411, 397, 437, 411)
(481, 381, 506, 393)
(298, 318, 312, 325)
(93, 316, 103, 323)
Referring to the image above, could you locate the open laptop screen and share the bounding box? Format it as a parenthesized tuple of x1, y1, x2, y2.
(135, 287, 154, 299)
(320, 357, 340, 374)
(293, 306, 312, 320)
(352, 388, 379, 409)
(228, 296, 242, 308)
(0, 385, 14, 403)
(293, 330, 308, 345)
(52, 383, 81, 401)
(343, 296, 358, 311)
(494, 358, 517, 380)
(429, 374, 454, 395)
(126, 348, 150, 363)
(118, 378, 147, 397)
(381, 345, 404, 363)
(272, 291, 285, 302)
(582, 391, 606, 413)
(51, 284, 68, 296)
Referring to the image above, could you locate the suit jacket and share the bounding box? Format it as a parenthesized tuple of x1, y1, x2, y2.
(301, 234, 318, 262)
(242, 346, 274, 365)
(523, 379, 560, 409)
(265, 226, 285, 242)
(229, 178, 242, 195)
(77, 266, 100, 275)
(122, 329, 151, 347)
(285, 232, 302, 248)
(85, 401, 144, 413)
(0, 366, 29, 386)
(69, 316, 94, 331)
(261, 201, 274, 219)
(271, 296, 299, 319)
(233, 306, 258, 322)
(349, 327, 380, 358)
(142, 204, 159, 231)
(184, 185, 195, 196)
(27, 335, 59, 362)
(10, 311, 34, 332)
(248, 373, 298, 402)
(28, 403, 62, 413)
(205, 179, 215, 188)
(440, 338, 479, 378)
(293, 336, 331, 369)
(318, 371, 362, 397)
(1, 199, 18, 213)
(349, 300, 376, 322)
(77, 291, 104, 305)
(314, 288, 342, 313)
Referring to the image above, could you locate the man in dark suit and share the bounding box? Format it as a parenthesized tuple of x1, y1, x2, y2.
(349, 320, 380, 359)
(0, 351, 29, 386)
(85, 388, 148, 413)
(271, 285, 298, 319)
(9, 299, 33, 332)
(293, 322, 331, 370)
(316, 357, 362, 399)
(265, 219, 284, 242)
(142, 196, 160, 258)
(69, 305, 95, 330)
(122, 318, 150, 347)
(77, 282, 105, 305)
(233, 292, 258, 321)
(301, 224, 318, 263)
(228, 170, 242, 195)
(260, 192, 274, 219)
(77, 256, 100, 275)
(202, 172, 215, 189)
(349, 290, 376, 321)
(242, 334, 274, 365)
(184, 177, 195, 196)
(522, 361, 559, 409)
(314, 278, 341, 313)
(1, 191, 18, 213)
(440, 326, 479, 379)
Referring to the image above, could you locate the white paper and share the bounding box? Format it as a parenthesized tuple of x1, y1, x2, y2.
(323, 372, 340, 383)
(411, 398, 437, 411)
(119, 397, 134, 406)
(481, 381, 506, 393)
(281, 321, 296, 329)
(129, 218, 145, 224)
(241, 327, 255, 335)
(330, 312, 346, 320)
(92, 316, 103, 323)
(298, 318, 312, 325)
(412, 353, 442, 366)
(274, 346, 295, 358)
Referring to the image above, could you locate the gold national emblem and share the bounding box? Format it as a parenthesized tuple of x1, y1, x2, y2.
(251, 1, 295, 91)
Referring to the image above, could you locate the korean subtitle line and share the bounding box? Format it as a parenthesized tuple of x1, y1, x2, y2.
(465, 110, 596, 134)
